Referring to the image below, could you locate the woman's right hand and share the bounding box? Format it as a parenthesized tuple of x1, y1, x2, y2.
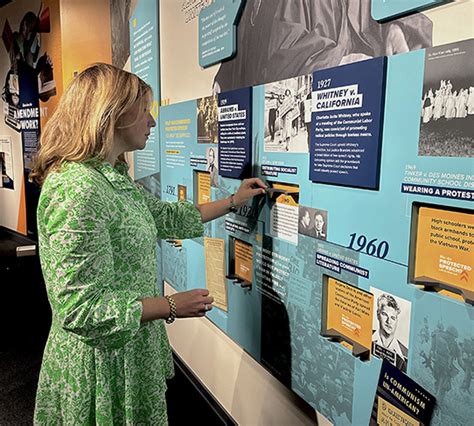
(172, 289, 214, 318)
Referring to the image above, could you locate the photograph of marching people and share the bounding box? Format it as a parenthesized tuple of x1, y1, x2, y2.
(197, 95, 218, 143)
(370, 288, 411, 373)
(264, 75, 312, 153)
(419, 39, 474, 158)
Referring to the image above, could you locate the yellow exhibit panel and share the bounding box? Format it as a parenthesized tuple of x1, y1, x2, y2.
(196, 171, 211, 204)
(414, 206, 473, 296)
(324, 277, 374, 356)
(377, 396, 419, 426)
(234, 239, 253, 284)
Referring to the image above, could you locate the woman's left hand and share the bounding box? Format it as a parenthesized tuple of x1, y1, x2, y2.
(234, 178, 267, 206)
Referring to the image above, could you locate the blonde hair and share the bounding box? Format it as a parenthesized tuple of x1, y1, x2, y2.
(30, 63, 152, 185)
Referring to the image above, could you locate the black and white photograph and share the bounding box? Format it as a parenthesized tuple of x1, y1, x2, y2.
(370, 288, 411, 373)
(419, 39, 474, 158)
(206, 146, 218, 188)
(197, 95, 218, 144)
(412, 295, 474, 425)
(110, 0, 132, 69)
(264, 75, 312, 153)
(298, 206, 327, 241)
(213, 0, 433, 93)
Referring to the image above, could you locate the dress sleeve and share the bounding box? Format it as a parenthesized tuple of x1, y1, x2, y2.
(38, 173, 143, 349)
(136, 184, 204, 240)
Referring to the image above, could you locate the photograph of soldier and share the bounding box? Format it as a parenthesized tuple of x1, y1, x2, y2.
(412, 295, 474, 426)
(370, 289, 411, 373)
(419, 323, 474, 404)
(298, 206, 328, 241)
(264, 75, 312, 153)
(419, 40, 474, 157)
(197, 95, 218, 143)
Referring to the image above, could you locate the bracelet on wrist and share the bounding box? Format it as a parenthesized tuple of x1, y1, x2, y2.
(229, 193, 238, 213)
(164, 295, 177, 324)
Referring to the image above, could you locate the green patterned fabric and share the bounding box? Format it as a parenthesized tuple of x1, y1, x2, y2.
(34, 161, 204, 425)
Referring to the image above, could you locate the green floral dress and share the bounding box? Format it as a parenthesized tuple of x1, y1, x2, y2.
(34, 161, 203, 425)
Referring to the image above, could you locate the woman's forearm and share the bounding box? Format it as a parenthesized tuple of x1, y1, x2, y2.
(196, 196, 233, 223)
(196, 177, 267, 223)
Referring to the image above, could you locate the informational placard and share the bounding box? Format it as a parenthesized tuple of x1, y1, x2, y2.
(268, 182, 299, 245)
(310, 57, 387, 189)
(370, 361, 435, 426)
(204, 237, 228, 311)
(322, 276, 374, 359)
(195, 170, 211, 204)
(234, 238, 253, 284)
(411, 205, 474, 303)
(371, 0, 447, 21)
(130, 0, 161, 179)
(198, 0, 246, 68)
(218, 87, 252, 179)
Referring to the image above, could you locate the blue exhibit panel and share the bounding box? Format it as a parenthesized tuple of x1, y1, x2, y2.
(156, 38, 473, 426)
(410, 291, 474, 425)
(198, 0, 246, 68)
(159, 99, 264, 357)
(218, 86, 252, 179)
(159, 100, 197, 203)
(310, 48, 473, 266)
(159, 100, 200, 293)
(310, 57, 386, 190)
(130, 0, 161, 179)
(371, 0, 448, 21)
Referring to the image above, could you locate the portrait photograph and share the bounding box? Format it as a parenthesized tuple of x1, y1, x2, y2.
(298, 206, 328, 241)
(206, 146, 218, 188)
(370, 287, 411, 373)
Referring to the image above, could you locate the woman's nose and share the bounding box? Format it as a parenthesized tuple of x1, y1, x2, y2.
(148, 114, 156, 127)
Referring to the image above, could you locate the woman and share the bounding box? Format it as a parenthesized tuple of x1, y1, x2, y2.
(30, 63, 266, 425)
(445, 91, 456, 120)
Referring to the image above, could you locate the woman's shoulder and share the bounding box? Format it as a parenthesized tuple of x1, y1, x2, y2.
(43, 161, 100, 189)
(38, 161, 114, 222)
(40, 161, 108, 206)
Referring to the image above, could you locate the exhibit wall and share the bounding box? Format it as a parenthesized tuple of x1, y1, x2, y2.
(150, 1, 474, 425)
